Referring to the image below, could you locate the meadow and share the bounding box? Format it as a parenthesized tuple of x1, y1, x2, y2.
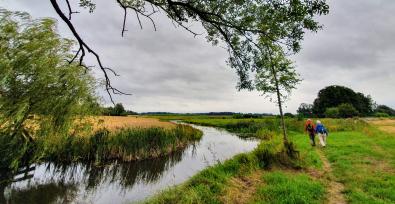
(145, 116, 395, 204)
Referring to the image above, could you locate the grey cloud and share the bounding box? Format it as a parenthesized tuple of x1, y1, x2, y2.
(298, 0, 395, 69)
(1, 0, 395, 113)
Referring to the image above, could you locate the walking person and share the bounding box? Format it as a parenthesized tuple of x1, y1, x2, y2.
(305, 119, 316, 146)
(315, 120, 328, 147)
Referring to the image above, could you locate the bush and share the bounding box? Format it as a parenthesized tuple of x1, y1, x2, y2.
(284, 113, 295, 118)
(232, 113, 260, 119)
(338, 103, 359, 118)
(375, 105, 395, 116)
(325, 107, 340, 118)
(374, 112, 389, 118)
(102, 103, 128, 116)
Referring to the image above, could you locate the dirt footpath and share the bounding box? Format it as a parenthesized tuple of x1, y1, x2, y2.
(316, 150, 346, 204)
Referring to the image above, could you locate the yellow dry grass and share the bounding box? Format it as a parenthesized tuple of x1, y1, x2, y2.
(220, 170, 264, 204)
(368, 119, 395, 134)
(90, 116, 175, 131)
(368, 119, 395, 126)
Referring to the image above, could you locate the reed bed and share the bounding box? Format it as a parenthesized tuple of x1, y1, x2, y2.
(1, 123, 202, 169)
(38, 124, 203, 163)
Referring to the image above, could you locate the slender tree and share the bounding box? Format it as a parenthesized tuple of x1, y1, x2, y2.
(254, 45, 301, 154)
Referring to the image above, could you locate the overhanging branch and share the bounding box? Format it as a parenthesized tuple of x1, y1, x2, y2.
(50, 0, 130, 104)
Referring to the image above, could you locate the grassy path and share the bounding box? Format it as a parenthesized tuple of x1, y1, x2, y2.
(316, 150, 346, 204)
(321, 129, 395, 203)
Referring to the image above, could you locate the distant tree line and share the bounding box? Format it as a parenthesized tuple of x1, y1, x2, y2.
(101, 103, 137, 116)
(297, 85, 394, 118)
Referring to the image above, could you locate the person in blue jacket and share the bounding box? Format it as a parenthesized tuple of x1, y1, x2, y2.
(315, 120, 328, 147)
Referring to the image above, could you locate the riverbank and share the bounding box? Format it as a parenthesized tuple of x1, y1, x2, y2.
(0, 117, 202, 170)
(144, 116, 395, 204)
(0, 124, 258, 203)
(39, 124, 203, 163)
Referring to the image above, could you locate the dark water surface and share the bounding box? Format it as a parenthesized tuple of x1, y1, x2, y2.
(0, 124, 258, 204)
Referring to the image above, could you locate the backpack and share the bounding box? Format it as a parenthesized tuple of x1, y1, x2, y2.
(306, 124, 314, 133)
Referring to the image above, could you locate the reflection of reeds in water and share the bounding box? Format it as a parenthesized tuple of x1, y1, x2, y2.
(0, 166, 78, 204)
(7, 182, 78, 204)
(0, 149, 185, 203)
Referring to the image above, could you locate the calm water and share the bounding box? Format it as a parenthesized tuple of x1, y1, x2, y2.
(0, 124, 259, 204)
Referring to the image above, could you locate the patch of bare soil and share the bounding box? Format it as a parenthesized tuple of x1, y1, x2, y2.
(220, 171, 264, 204)
(316, 150, 347, 204)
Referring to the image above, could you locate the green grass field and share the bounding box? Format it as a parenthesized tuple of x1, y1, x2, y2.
(144, 116, 395, 204)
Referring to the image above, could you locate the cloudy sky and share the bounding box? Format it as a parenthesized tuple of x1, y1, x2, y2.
(1, 0, 394, 113)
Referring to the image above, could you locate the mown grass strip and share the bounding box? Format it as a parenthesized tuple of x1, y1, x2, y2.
(323, 128, 395, 203)
(252, 171, 326, 204)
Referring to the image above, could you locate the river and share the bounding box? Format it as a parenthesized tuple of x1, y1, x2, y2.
(0, 124, 259, 204)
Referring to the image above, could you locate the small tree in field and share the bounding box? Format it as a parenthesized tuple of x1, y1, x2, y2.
(255, 46, 301, 155)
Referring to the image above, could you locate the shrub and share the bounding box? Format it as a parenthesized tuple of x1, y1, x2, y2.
(374, 112, 389, 118)
(284, 113, 295, 118)
(338, 103, 359, 118)
(325, 107, 340, 118)
(375, 105, 395, 116)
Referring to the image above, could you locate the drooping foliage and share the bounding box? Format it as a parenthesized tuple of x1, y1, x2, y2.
(51, 0, 329, 92)
(52, 0, 329, 147)
(0, 9, 98, 169)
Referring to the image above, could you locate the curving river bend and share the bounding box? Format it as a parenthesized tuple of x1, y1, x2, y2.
(0, 124, 259, 204)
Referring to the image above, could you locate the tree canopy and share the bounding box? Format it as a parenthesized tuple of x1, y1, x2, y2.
(312, 85, 373, 117)
(297, 103, 314, 117)
(102, 103, 131, 116)
(255, 45, 301, 145)
(49, 0, 329, 97)
(375, 105, 395, 116)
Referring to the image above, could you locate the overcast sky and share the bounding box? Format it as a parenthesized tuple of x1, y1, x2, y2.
(1, 0, 394, 113)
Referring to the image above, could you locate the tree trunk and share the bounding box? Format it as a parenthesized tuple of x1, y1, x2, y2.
(271, 66, 288, 144)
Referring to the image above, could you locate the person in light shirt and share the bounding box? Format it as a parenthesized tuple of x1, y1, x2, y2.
(315, 120, 328, 147)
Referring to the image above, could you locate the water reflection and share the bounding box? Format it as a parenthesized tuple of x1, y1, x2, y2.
(1, 149, 185, 204)
(1, 125, 259, 204)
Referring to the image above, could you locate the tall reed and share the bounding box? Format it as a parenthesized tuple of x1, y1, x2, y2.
(38, 124, 203, 163)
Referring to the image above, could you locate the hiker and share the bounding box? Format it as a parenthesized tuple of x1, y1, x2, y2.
(315, 120, 328, 147)
(305, 119, 316, 146)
